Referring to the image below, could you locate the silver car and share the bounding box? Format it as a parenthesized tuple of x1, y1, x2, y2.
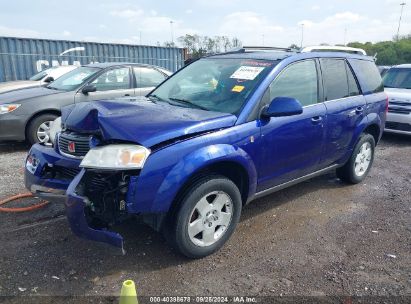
(383, 64, 411, 135)
(0, 62, 172, 144)
(0, 65, 77, 94)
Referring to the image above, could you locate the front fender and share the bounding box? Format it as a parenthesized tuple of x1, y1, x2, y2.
(150, 144, 257, 213)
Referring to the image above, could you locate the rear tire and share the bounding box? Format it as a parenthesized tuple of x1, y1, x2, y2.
(165, 175, 242, 258)
(27, 113, 58, 145)
(337, 133, 375, 184)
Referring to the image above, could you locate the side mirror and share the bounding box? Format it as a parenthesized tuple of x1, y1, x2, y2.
(82, 84, 96, 95)
(43, 76, 54, 83)
(262, 97, 303, 118)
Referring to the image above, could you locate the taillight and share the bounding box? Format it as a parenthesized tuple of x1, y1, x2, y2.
(385, 94, 389, 114)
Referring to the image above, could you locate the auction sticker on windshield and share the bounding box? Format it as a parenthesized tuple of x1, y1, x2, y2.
(230, 66, 265, 80)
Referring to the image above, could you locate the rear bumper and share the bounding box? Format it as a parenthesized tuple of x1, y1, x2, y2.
(25, 144, 124, 251)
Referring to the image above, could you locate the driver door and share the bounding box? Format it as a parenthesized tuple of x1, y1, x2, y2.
(257, 59, 327, 191)
(75, 67, 134, 102)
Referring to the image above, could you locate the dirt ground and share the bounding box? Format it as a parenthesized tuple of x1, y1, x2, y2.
(0, 134, 410, 303)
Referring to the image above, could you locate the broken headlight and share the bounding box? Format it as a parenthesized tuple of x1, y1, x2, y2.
(80, 144, 150, 170)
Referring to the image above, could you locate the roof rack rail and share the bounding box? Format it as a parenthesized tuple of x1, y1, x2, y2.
(301, 46, 367, 55)
(218, 46, 297, 56)
(242, 46, 295, 52)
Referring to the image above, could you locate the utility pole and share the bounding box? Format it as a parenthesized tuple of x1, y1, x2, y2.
(300, 23, 304, 49)
(262, 34, 265, 46)
(396, 2, 407, 40)
(344, 28, 347, 46)
(170, 20, 174, 44)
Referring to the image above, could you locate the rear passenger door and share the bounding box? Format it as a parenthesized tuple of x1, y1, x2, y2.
(133, 66, 168, 96)
(258, 59, 327, 191)
(318, 58, 366, 167)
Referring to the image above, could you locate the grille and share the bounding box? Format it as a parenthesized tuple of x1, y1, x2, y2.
(54, 166, 81, 179)
(385, 122, 411, 132)
(388, 101, 411, 115)
(58, 132, 91, 158)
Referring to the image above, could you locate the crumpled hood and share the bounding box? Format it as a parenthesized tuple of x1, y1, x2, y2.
(385, 88, 411, 104)
(0, 86, 62, 103)
(61, 97, 237, 147)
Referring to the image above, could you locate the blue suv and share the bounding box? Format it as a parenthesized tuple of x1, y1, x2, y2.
(24, 46, 387, 258)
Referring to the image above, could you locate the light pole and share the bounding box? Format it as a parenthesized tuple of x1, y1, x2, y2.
(170, 20, 174, 44)
(396, 2, 407, 39)
(300, 23, 304, 49)
(344, 28, 347, 46)
(262, 34, 265, 46)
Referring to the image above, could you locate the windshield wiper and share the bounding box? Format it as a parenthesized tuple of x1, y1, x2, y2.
(47, 86, 59, 90)
(147, 94, 165, 103)
(169, 97, 208, 110)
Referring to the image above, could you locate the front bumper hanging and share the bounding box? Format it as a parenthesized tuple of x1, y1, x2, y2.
(25, 144, 125, 252)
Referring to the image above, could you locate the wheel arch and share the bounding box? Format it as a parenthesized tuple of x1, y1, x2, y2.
(25, 109, 61, 139)
(149, 144, 258, 214)
(171, 160, 251, 211)
(363, 123, 380, 145)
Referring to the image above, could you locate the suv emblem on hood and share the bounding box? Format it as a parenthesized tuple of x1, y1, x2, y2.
(68, 141, 76, 153)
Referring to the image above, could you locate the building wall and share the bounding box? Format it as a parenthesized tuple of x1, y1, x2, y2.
(0, 36, 185, 82)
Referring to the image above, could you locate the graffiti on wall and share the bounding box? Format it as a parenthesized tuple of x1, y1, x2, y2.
(35, 47, 99, 71)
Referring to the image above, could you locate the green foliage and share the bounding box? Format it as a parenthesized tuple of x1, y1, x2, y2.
(348, 36, 411, 65)
(177, 34, 242, 58)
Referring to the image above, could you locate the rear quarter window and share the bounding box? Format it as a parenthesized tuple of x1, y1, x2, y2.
(348, 59, 383, 95)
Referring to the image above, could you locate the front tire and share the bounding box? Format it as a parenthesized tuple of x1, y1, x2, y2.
(27, 113, 58, 145)
(166, 176, 242, 258)
(337, 133, 375, 184)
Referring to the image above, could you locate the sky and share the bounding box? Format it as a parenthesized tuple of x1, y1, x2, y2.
(0, 0, 410, 47)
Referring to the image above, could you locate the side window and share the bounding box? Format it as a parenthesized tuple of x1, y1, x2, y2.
(134, 67, 166, 88)
(91, 67, 130, 91)
(349, 59, 383, 94)
(320, 59, 349, 101)
(346, 63, 360, 96)
(269, 60, 318, 107)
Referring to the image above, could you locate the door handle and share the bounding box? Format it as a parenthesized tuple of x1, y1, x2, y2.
(355, 106, 364, 114)
(347, 107, 364, 117)
(311, 116, 323, 124)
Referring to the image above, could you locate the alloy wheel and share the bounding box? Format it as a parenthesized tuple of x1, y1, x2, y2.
(187, 191, 233, 247)
(354, 142, 372, 177)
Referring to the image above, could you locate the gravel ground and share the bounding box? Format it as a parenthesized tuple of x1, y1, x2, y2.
(0, 134, 410, 303)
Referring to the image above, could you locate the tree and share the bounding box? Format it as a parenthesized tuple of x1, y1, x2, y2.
(163, 41, 176, 47)
(347, 35, 411, 65)
(177, 34, 242, 58)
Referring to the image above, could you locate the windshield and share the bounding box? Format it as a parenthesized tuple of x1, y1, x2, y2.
(383, 68, 411, 89)
(48, 67, 100, 91)
(149, 58, 277, 115)
(29, 68, 52, 81)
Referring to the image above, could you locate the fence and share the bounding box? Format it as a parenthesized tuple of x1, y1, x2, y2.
(0, 36, 186, 82)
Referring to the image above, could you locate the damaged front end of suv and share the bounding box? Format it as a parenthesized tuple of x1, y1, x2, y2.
(24, 97, 240, 254)
(25, 103, 152, 252)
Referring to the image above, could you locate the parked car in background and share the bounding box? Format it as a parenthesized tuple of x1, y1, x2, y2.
(0, 65, 77, 94)
(0, 62, 171, 144)
(25, 46, 386, 258)
(378, 65, 391, 77)
(383, 64, 411, 135)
